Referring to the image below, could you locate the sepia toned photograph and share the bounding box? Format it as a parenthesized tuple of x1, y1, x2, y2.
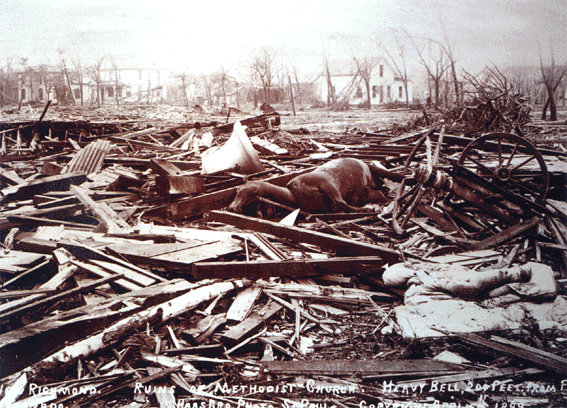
(0, 1, 566, 407)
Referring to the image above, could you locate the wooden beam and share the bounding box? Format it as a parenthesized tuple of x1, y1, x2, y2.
(151, 158, 205, 195)
(469, 217, 542, 251)
(263, 359, 463, 376)
(226, 286, 262, 322)
(193, 256, 385, 280)
(208, 211, 400, 262)
(456, 333, 567, 375)
(70, 185, 132, 233)
(59, 240, 166, 283)
(2, 279, 251, 385)
(6, 215, 93, 229)
(1, 173, 87, 203)
(0, 275, 123, 322)
(221, 301, 283, 346)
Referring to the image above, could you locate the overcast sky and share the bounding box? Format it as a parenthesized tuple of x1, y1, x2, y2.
(1, 0, 565, 78)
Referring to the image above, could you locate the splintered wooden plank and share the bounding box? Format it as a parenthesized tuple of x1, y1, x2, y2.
(221, 301, 283, 346)
(0, 173, 87, 203)
(0, 275, 122, 322)
(90, 260, 156, 287)
(146, 367, 177, 408)
(107, 241, 207, 257)
(456, 333, 567, 375)
(107, 240, 242, 270)
(209, 211, 400, 262)
(182, 313, 228, 344)
(72, 259, 145, 291)
(469, 216, 542, 251)
(71, 185, 132, 233)
(263, 359, 463, 376)
(59, 240, 166, 283)
(7, 215, 94, 229)
(193, 256, 385, 280)
(226, 286, 262, 322)
(0, 251, 46, 275)
(490, 336, 567, 371)
(427, 249, 500, 266)
(417, 204, 458, 232)
(0, 167, 26, 185)
(0, 250, 77, 316)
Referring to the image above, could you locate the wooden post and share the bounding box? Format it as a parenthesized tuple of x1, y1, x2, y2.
(288, 75, 296, 116)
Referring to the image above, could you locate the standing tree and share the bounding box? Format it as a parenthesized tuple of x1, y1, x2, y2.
(72, 58, 84, 105)
(439, 19, 461, 105)
(287, 53, 304, 105)
(539, 43, 567, 121)
(58, 49, 75, 105)
(0, 58, 15, 107)
(111, 60, 120, 105)
(86, 56, 105, 105)
(405, 30, 449, 107)
(38, 65, 54, 101)
(174, 69, 193, 107)
(198, 74, 213, 107)
(247, 46, 278, 105)
(212, 66, 234, 105)
(343, 36, 378, 109)
(379, 31, 410, 108)
(322, 45, 335, 107)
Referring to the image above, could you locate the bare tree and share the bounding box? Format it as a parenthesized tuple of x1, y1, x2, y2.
(439, 18, 461, 105)
(58, 49, 75, 105)
(212, 66, 234, 105)
(110, 59, 120, 105)
(287, 53, 304, 104)
(38, 65, 54, 101)
(197, 74, 213, 108)
(404, 30, 449, 107)
(344, 41, 378, 109)
(322, 45, 335, 106)
(0, 58, 15, 108)
(173, 69, 193, 107)
(378, 31, 410, 107)
(539, 43, 567, 121)
(86, 56, 105, 105)
(71, 58, 84, 105)
(247, 46, 278, 105)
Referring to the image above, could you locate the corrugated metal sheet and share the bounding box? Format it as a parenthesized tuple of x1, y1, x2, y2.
(62, 139, 112, 175)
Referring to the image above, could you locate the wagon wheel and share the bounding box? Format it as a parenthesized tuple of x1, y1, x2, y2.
(458, 133, 549, 201)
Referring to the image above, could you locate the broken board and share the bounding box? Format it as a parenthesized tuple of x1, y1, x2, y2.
(107, 239, 242, 270)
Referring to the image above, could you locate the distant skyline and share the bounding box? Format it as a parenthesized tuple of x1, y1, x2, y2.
(1, 0, 565, 79)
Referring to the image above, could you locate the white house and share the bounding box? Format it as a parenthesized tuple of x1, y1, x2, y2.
(319, 58, 413, 106)
(85, 67, 170, 105)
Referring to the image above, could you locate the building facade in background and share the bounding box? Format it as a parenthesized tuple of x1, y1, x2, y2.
(319, 58, 413, 107)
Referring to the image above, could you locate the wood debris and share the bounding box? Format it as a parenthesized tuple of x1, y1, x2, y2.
(0, 105, 566, 407)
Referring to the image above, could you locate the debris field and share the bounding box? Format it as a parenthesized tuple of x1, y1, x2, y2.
(0, 103, 567, 408)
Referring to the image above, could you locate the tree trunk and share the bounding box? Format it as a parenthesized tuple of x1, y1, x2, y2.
(549, 88, 558, 121)
(541, 97, 550, 120)
(365, 82, 371, 109)
(450, 63, 460, 105)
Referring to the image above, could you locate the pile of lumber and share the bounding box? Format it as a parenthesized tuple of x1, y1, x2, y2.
(0, 105, 566, 407)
